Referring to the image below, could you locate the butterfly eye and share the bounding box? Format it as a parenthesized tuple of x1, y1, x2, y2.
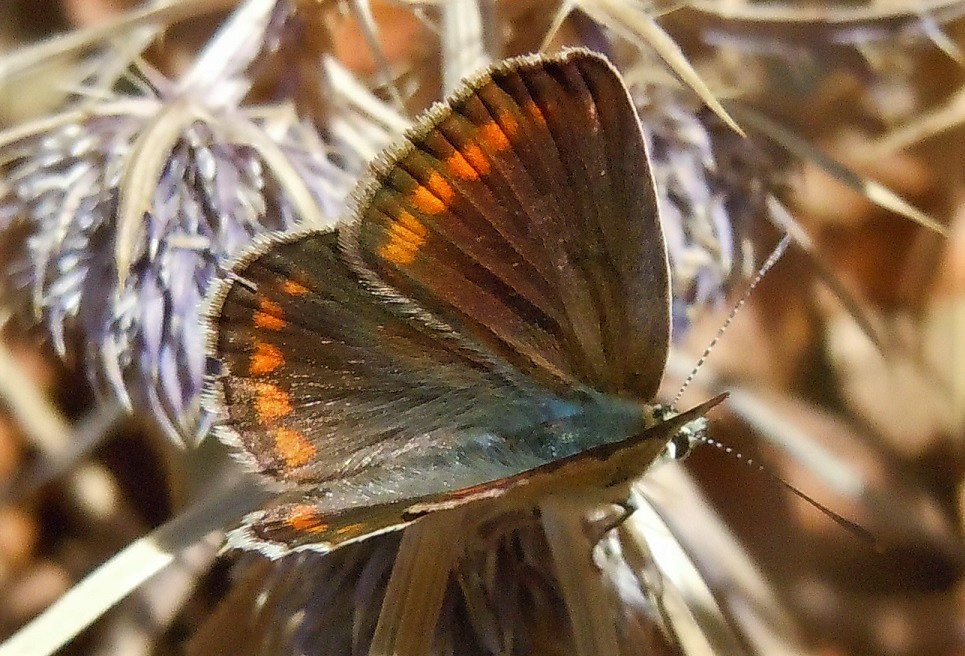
(658, 411, 708, 462)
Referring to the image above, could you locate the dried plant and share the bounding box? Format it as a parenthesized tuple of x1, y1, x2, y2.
(0, 1, 358, 444)
(0, 2, 961, 656)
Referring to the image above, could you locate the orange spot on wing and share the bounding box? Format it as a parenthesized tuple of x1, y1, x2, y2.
(410, 186, 444, 213)
(479, 120, 510, 152)
(446, 149, 479, 180)
(254, 298, 285, 331)
(460, 143, 490, 176)
(379, 211, 427, 265)
(287, 504, 328, 534)
(497, 109, 519, 138)
(249, 341, 284, 375)
(526, 101, 547, 126)
(410, 172, 451, 214)
(335, 522, 366, 536)
(426, 171, 454, 204)
(281, 279, 309, 296)
(253, 382, 292, 422)
(273, 427, 316, 469)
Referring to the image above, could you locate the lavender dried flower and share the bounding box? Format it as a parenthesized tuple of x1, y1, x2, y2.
(639, 86, 773, 338)
(0, 0, 374, 451)
(0, 89, 354, 444)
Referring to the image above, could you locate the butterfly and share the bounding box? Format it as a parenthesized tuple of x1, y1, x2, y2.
(203, 48, 722, 558)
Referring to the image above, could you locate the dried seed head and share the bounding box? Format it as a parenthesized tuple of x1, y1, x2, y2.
(190, 508, 688, 656)
(638, 86, 779, 339)
(0, 99, 354, 444)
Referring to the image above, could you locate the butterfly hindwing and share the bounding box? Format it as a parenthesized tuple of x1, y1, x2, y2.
(228, 494, 418, 557)
(227, 397, 723, 555)
(206, 230, 581, 486)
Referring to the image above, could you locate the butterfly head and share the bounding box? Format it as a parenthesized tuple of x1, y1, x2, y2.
(653, 404, 708, 462)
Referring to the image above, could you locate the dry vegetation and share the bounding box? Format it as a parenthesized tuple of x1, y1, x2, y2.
(0, 1, 961, 655)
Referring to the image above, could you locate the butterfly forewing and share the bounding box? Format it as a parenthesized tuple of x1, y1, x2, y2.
(343, 49, 670, 400)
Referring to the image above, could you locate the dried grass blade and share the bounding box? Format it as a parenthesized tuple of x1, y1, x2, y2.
(729, 103, 947, 236)
(619, 494, 730, 655)
(0, 0, 236, 91)
(0, 478, 269, 656)
(442, 0, 490, 93)
(633, 470, 811, 656)
(578, 0, 744, 136)
(114, 101, 208, 287)
(540, 496, 621, 656)
(766, 196, 890, 354)
(177, 0, 279, 100)
(370, 508, 467, 656)
(875, 85, 965, 152)
(219, 117, 334, 230)
(349, 0, 406, 109)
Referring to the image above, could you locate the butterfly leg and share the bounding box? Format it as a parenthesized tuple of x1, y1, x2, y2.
(594, 495, 639, 541)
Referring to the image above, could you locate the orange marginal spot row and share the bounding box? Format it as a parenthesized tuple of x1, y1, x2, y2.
(249, 340, 284, 375)
(335, 522, 366, 536)
(405, 108, 520, 206)
(246, 298, 319, 471)
(426, 171, 455, 205)
(381, 107, 521, 263)
(272, 427, 316, 469)
(379, 210, 428, 265)
(253, 297, 285, 331)
(281, 278, 310, 296)
(437, 107, 521, 183)
(286, 504, 329, 534)
(445, 147, 480, 180)
(496, 109, 519, 139)
(525, 101, 547, 127)
(253, 381, 292, 423)
(249, 377, 319, 472)
(409, 172, 452, 214)
(478, 120, 510, 152)
(447, 142, 489, 179)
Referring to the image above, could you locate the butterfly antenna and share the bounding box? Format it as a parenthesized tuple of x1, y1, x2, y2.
(697, 434, 881, 549)
(672, 233, 792, 409)
(668, 233, 879, 548)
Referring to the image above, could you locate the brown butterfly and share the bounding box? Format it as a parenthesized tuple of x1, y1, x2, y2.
(203, 48, 721, 558)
